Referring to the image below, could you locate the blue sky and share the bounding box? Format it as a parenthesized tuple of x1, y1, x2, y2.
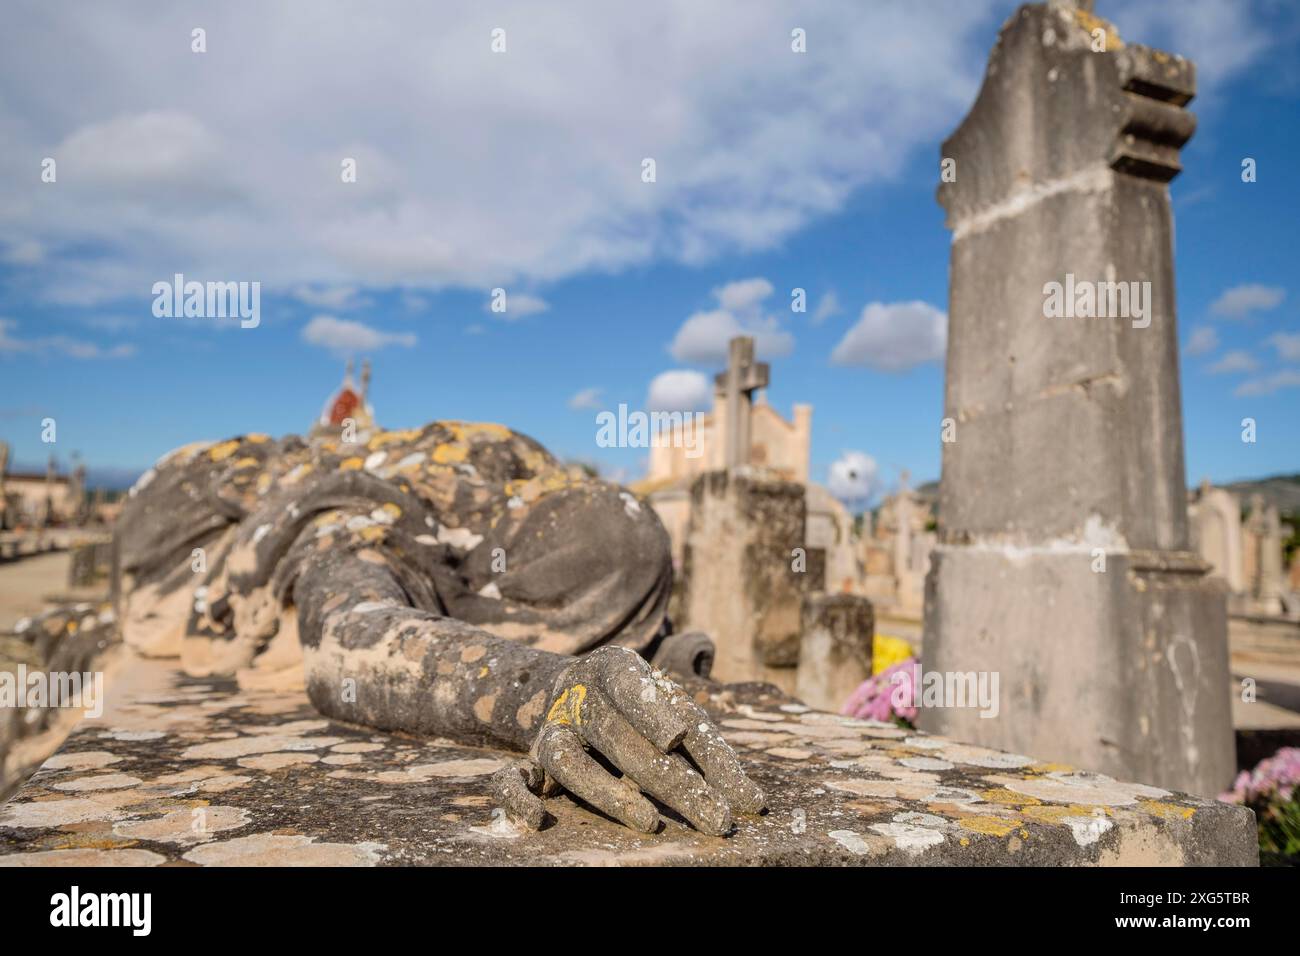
(1, 1, 1298, 500)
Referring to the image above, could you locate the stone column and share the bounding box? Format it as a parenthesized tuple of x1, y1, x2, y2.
(920, 1, 1234, 796)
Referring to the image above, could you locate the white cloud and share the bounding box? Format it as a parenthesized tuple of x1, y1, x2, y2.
(669, 277, 794, 364)
(1183, 325, 1218, 357)
(568, 387, 604, 410)
(827, 450, 879, 504)
(1207, 349, 1258, 374)
(0, 318, 134, 359)
(647, 370, 712, 413)
(714, 278, 774, 313)
(812, 290, 842, 325)
(300, 315, 416, 355)
(1235, 370, 1300, 397)
(488, 293, 549, 321)
(293, 285, 370, 311)
(669, 309, 794, 365)
(0, 2, 1008, 306)
(1210, 284, 1285, 320)
(830, 301, 947, 372)
(1268, 332, 1300, 362)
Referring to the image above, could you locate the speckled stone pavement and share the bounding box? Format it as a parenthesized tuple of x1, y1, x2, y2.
(0, 655, 1258, 866)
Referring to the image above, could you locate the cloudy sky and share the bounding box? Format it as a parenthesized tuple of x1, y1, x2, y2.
(2, 0, 1298, 500)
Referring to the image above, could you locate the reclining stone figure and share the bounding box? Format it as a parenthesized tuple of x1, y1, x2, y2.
(116, 421, 764, 835)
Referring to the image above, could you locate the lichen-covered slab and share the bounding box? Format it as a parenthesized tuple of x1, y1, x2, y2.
(0, 667, 1257, 866)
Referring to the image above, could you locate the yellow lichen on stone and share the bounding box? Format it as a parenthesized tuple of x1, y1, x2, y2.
(1020, 804, 1112, 826)
(1071, 7, 1123, 49)
(546, 685, 587, 727)
(979, 787, 1040, 806)
(246, 433, 270, 444)
(338, 457, 364, 471)
(1138, 800, 1195, 821)
(431, 443, 468, 465)
(958, 816, 1021, 837)
(368, 429, 422, 449)
(208, 440, 242, 462)
(232, 457, 260, 470)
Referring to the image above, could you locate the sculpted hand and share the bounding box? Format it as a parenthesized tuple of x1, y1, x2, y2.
(493, 646, 765, 836)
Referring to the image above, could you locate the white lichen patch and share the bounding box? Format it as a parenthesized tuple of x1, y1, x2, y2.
(181, 833, 386, 867)
(938, 744, 1035, 769)
(372, 758, 505, 783)
(0, 798, 128, 829)
(181, 734, 342, 760)
(41, 751, 122, 772)
(113, 806, 252, 844)
(899, 757, 955, 772)
(995, 770, 1171, 807)
(0, 853, 165, 868)
(98, 729, 166, 742)
(765, 747, 814, 760)
(868, 821, 946, 854)
(52, 773, 144, 792)
(0, 848, 167, 867)
(322, 754, 362, 766)
(1062, 812, 1115, 847)
(237, 752, 321, 771)
(827, 829, 876, 856)
(330, 742, 384, 754)
(245, 719, 330, 735)
(470, 812, 525, 840)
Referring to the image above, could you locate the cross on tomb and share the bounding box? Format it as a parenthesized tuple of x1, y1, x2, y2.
(714, 336, 769, 471)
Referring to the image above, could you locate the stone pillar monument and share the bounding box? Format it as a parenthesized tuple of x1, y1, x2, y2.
(921, 1, 1234, 796)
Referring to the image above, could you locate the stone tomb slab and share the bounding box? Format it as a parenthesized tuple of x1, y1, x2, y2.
(0, 667, 1256, 866)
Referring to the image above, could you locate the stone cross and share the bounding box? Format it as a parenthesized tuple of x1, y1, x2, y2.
(715, 336, 769, 471)
(921, 2, 1233, 796)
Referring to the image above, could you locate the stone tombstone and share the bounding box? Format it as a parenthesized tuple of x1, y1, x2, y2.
(1246, 496, 1286, 609)
(1190, 481, 1245, 593)
(796, 592, 875, 713)
(679, 471, 822, 695)
(921, 1, 1234, 796)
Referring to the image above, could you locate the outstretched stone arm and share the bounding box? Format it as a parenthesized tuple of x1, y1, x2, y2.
(292, 549, 765, 835)
(293, 546, 570, 751)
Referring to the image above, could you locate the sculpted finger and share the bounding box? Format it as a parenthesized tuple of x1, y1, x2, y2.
(532, 723, 659, 833)
(491, 761, 548, 831)
(594, 647, 690, 751)
(578, 687, 732, 836)
(674, 695, 767, 815)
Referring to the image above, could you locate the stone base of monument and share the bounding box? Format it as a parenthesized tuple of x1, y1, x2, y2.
(0, 654, 1256, 866)
(922, 548, 1237, 798)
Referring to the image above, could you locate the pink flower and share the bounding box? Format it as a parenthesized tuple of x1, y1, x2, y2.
(842, 658, 919, 724)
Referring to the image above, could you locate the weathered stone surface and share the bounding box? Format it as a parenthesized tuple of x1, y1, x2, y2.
(922, 1, 1234, 797)
(0, 656, 1257, 866)
(796, 593, 874, 713)
(680, 470, 821, 694)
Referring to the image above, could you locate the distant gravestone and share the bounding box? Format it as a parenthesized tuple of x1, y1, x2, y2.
(921, 1, 1234, 796)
